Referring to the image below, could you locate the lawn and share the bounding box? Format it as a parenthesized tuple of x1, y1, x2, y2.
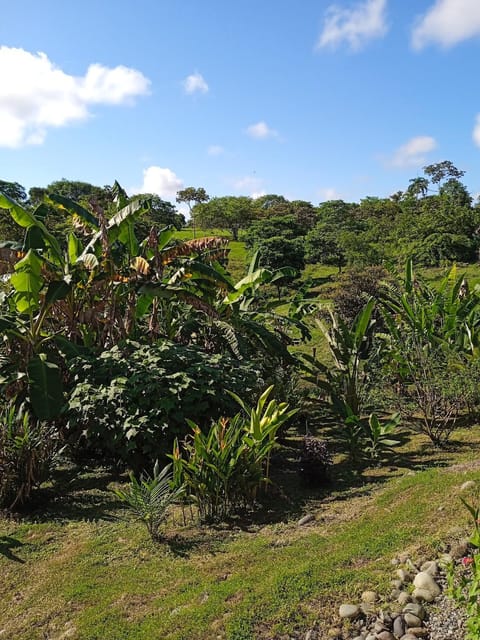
(1, 427, 479, 639)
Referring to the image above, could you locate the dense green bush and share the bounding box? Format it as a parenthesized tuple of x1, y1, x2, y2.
(66, 340, 263, 467)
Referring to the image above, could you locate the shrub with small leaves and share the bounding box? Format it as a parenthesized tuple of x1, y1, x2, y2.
(299, 436, 332, 484)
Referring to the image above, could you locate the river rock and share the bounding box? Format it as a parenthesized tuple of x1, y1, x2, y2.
(407, 628, 428, 637)
(412, 587, 435, 603)
(297, 514, 315, 526)
(393, 615, 406, 637)
(413, 572, 441, 597)
(396, 568, 412, 583)
(402, 603, 425, 620)
(404, 613, 422, 628)
(339, 604, 360, 619)
(361, 590, 378, 603)
(419, 560, 438, 576)
(397, 592, 411, 606)
(450, 540, 468, 559)
(377, 632, 395, 640)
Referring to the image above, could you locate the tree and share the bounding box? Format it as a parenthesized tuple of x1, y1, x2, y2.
(194, 196, 254, 240)
(423, 160, 465, 185)
(0, 180, 28, 242)
(130, 194, 185, 236)
(176, 187, 210, 238)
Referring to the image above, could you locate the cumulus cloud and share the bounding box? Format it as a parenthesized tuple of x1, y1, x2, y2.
(137, 166, 184, 200)
(412, 0, 480, 50)
(245, 121, 278, 139)
(389, 136, 437, 168)
(0, 46, 150, 148)
(207, 144, 224, 156)
(183, 72, 209, 95)
(317, 0, 388, 51)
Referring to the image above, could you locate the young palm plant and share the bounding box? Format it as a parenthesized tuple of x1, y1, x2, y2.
(113, 462, 182, 541)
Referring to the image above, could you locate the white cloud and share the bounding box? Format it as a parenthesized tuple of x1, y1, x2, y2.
(232, 175, 264, 196)
(207, 144, 224, 156)
(389, 136, 437, 168)
(245, 121, 278, 139)
(412, 0, 480, 50)
(183, 72, 209, 95)
(473, 115, 480, 147)
(137, 166, 184, 200)
(251, 191, 267, 200)
(318, 187, 342, 201)
(0, 46, 150, 148)
(317, 0, 388, 51)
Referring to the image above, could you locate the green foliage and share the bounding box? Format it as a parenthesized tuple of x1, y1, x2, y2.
(447, 485, 480, 640)
(66, 340, 262, 467)
(381, 260, 480, 445)
(0, 401, 60, 509)
(171, 387, 297, 522)
(113, 462, 182, 541)
(303, 298, 377, 418)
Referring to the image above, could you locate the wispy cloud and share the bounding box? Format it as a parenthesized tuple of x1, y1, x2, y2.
(232, 175, 264, 196)
(183, 72, 209, 95)
(473, 115, 480, 148)
(0, 46, 150, 148)
(412, 0, 480, 50)
(207, 144, 224, 156)
(318, 187, 343, 201)
(135, 166, 183, 200)
(245, 121, 278, 139)
(316, 0, 388, 52)
(389, 136, 437, 168)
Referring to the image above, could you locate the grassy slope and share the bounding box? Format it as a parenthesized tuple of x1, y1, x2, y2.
(1, 428, 480, 640)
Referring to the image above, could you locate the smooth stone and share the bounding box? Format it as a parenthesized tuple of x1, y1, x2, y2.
(391, 579, 403, 589)
(460, 480, 476, 492)
(391, 557, 400, 566)
(398, 592, 412, 606)
(412, 572, 441, 597)
(297, 514, 315, 526)
(419, 560, 438, 576)
(412, 587, 435, 603)
(400, 636, 418, 640)
(361, 590, 378, 603)
(393, 615, 406, 638)
(377, 632, 395, 640)
(339, 604, 360, 619)
(407, 628, 428, 638)
(390, 589, 401, 599)
(402, 603, 425, 620)
(365, 635, 376, 640)
(404, 613, 422, 628)
(396, 568, 412, 583)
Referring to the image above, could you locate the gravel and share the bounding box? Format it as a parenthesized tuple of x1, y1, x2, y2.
(426, 593, 467, 640)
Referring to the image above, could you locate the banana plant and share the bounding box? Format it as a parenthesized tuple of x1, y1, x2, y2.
(302, 297, 376, 418)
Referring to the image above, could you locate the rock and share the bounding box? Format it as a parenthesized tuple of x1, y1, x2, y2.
(297, 514, 315, 526)
(361, 590, 378, 603)
(393, 615, 406, 638)
(391, 557, 400, 566)
(391, 579, 403, 589)
(412, 587, 436, 603)
(404, 613, 422, 628)
(419, 560, 438, 576)
(438, 553, 453, 567)
(304, 631, 316, 640)
(412, 572, 441, 598)
(407, 628, 428, 638)
(360, 602, 376, 616)
(339, 604, 360, 619)
(395, 568, 412, 583)
(402, 603, 425, 620)
(327, 627, 343, 638)
(450, 540, 469, 559)
(460, 480, 476, 492)
(397, 592, 411, 606)
(400, 635, 418, 640)
(377, 632, 395, 640)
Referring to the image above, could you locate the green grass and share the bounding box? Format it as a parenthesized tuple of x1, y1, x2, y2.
(2, 428, 480, 639)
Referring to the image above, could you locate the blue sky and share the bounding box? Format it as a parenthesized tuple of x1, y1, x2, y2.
(2, 0, 480, 206)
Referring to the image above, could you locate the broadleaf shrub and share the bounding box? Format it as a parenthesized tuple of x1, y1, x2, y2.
(66, 340, 262, 467)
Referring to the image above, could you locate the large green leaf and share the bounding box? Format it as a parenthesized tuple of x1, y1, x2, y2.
(27, 354, 64, 419)
(46, 193, 99, 229)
